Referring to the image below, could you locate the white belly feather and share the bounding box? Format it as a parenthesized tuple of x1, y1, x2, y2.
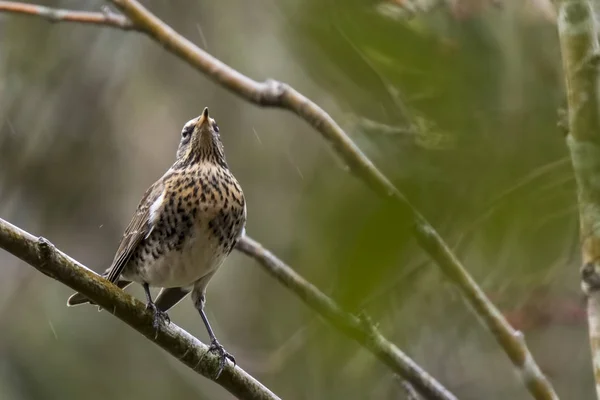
(129, 228, 227, 288)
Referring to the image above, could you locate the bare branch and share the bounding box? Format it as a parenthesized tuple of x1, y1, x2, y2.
(236, 237, 456, 400)
(413, 224, 557, 399)
(0, 1, 137, 30)
(0, 213, 458, 400)
(0, 1, 559, 398)
(0, 217, 279, 400)
(557, 1, 600, 398)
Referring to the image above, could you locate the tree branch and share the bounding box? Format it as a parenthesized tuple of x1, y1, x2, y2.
(557, 1, 600, 398)
(236, 237, 456, 400)
(0, 217, 279, 400)
(0, 1, 137, 30)
(0, 1, 559, 398)
(0, 213, 457, 400)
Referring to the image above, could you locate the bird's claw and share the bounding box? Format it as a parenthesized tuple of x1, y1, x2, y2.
(146, 302, 170, 331)
(208, 339, 235, 378)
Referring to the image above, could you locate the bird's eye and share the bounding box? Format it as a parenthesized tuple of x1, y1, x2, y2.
(212, 122, 219, 133)
(182, 126, 192, 139)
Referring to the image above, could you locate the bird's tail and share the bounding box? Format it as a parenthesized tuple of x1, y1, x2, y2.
(66, 280, 132, 307)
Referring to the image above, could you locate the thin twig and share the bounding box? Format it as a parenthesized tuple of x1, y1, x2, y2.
(0, 1, 559, 398)
(236, 236, 457, 400)
(0, 1, 137, 30)
(0, 217, 279, 400)
(399, 379, 422, 400)
(557, 1, 600, 398)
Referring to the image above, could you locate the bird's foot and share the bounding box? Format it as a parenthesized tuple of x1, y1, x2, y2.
(146, 301, 170, 331)
(208, 339, 236, 378)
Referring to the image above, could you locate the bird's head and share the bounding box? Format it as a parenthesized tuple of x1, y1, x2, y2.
(175, 107, 227, 168)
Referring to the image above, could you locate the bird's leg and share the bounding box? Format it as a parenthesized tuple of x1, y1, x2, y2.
(195, 294, 235, 378)
(143, 283, 170, 332)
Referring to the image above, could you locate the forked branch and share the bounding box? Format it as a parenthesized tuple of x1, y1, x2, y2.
(236, 237, 456, 400)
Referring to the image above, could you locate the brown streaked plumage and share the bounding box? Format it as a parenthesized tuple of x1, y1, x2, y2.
(67, 107, 246, 378)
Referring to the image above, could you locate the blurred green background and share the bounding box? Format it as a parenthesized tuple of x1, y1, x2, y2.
(0, 0, 590, 399)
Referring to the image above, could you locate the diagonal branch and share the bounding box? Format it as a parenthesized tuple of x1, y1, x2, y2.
(0, 217, 280, 400)
(0, 1, 558, 399)
(0, 213, 457, 400)
(236, 237, 456, 400)
(556, 1, 600, 398)
(0, 1, 137, 30)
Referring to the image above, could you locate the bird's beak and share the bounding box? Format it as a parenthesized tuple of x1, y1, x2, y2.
(197, 107, 210, 129)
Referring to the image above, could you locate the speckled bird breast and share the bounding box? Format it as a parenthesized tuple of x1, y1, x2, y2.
(123, 165, 246, 288)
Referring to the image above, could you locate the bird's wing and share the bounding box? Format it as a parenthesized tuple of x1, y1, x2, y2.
(104, 179, 167, 283)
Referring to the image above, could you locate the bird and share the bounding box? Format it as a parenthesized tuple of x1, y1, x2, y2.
(66, 107, 246, 378)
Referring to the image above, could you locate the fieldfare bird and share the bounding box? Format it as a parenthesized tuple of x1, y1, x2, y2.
(67, 107, 246, 378)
